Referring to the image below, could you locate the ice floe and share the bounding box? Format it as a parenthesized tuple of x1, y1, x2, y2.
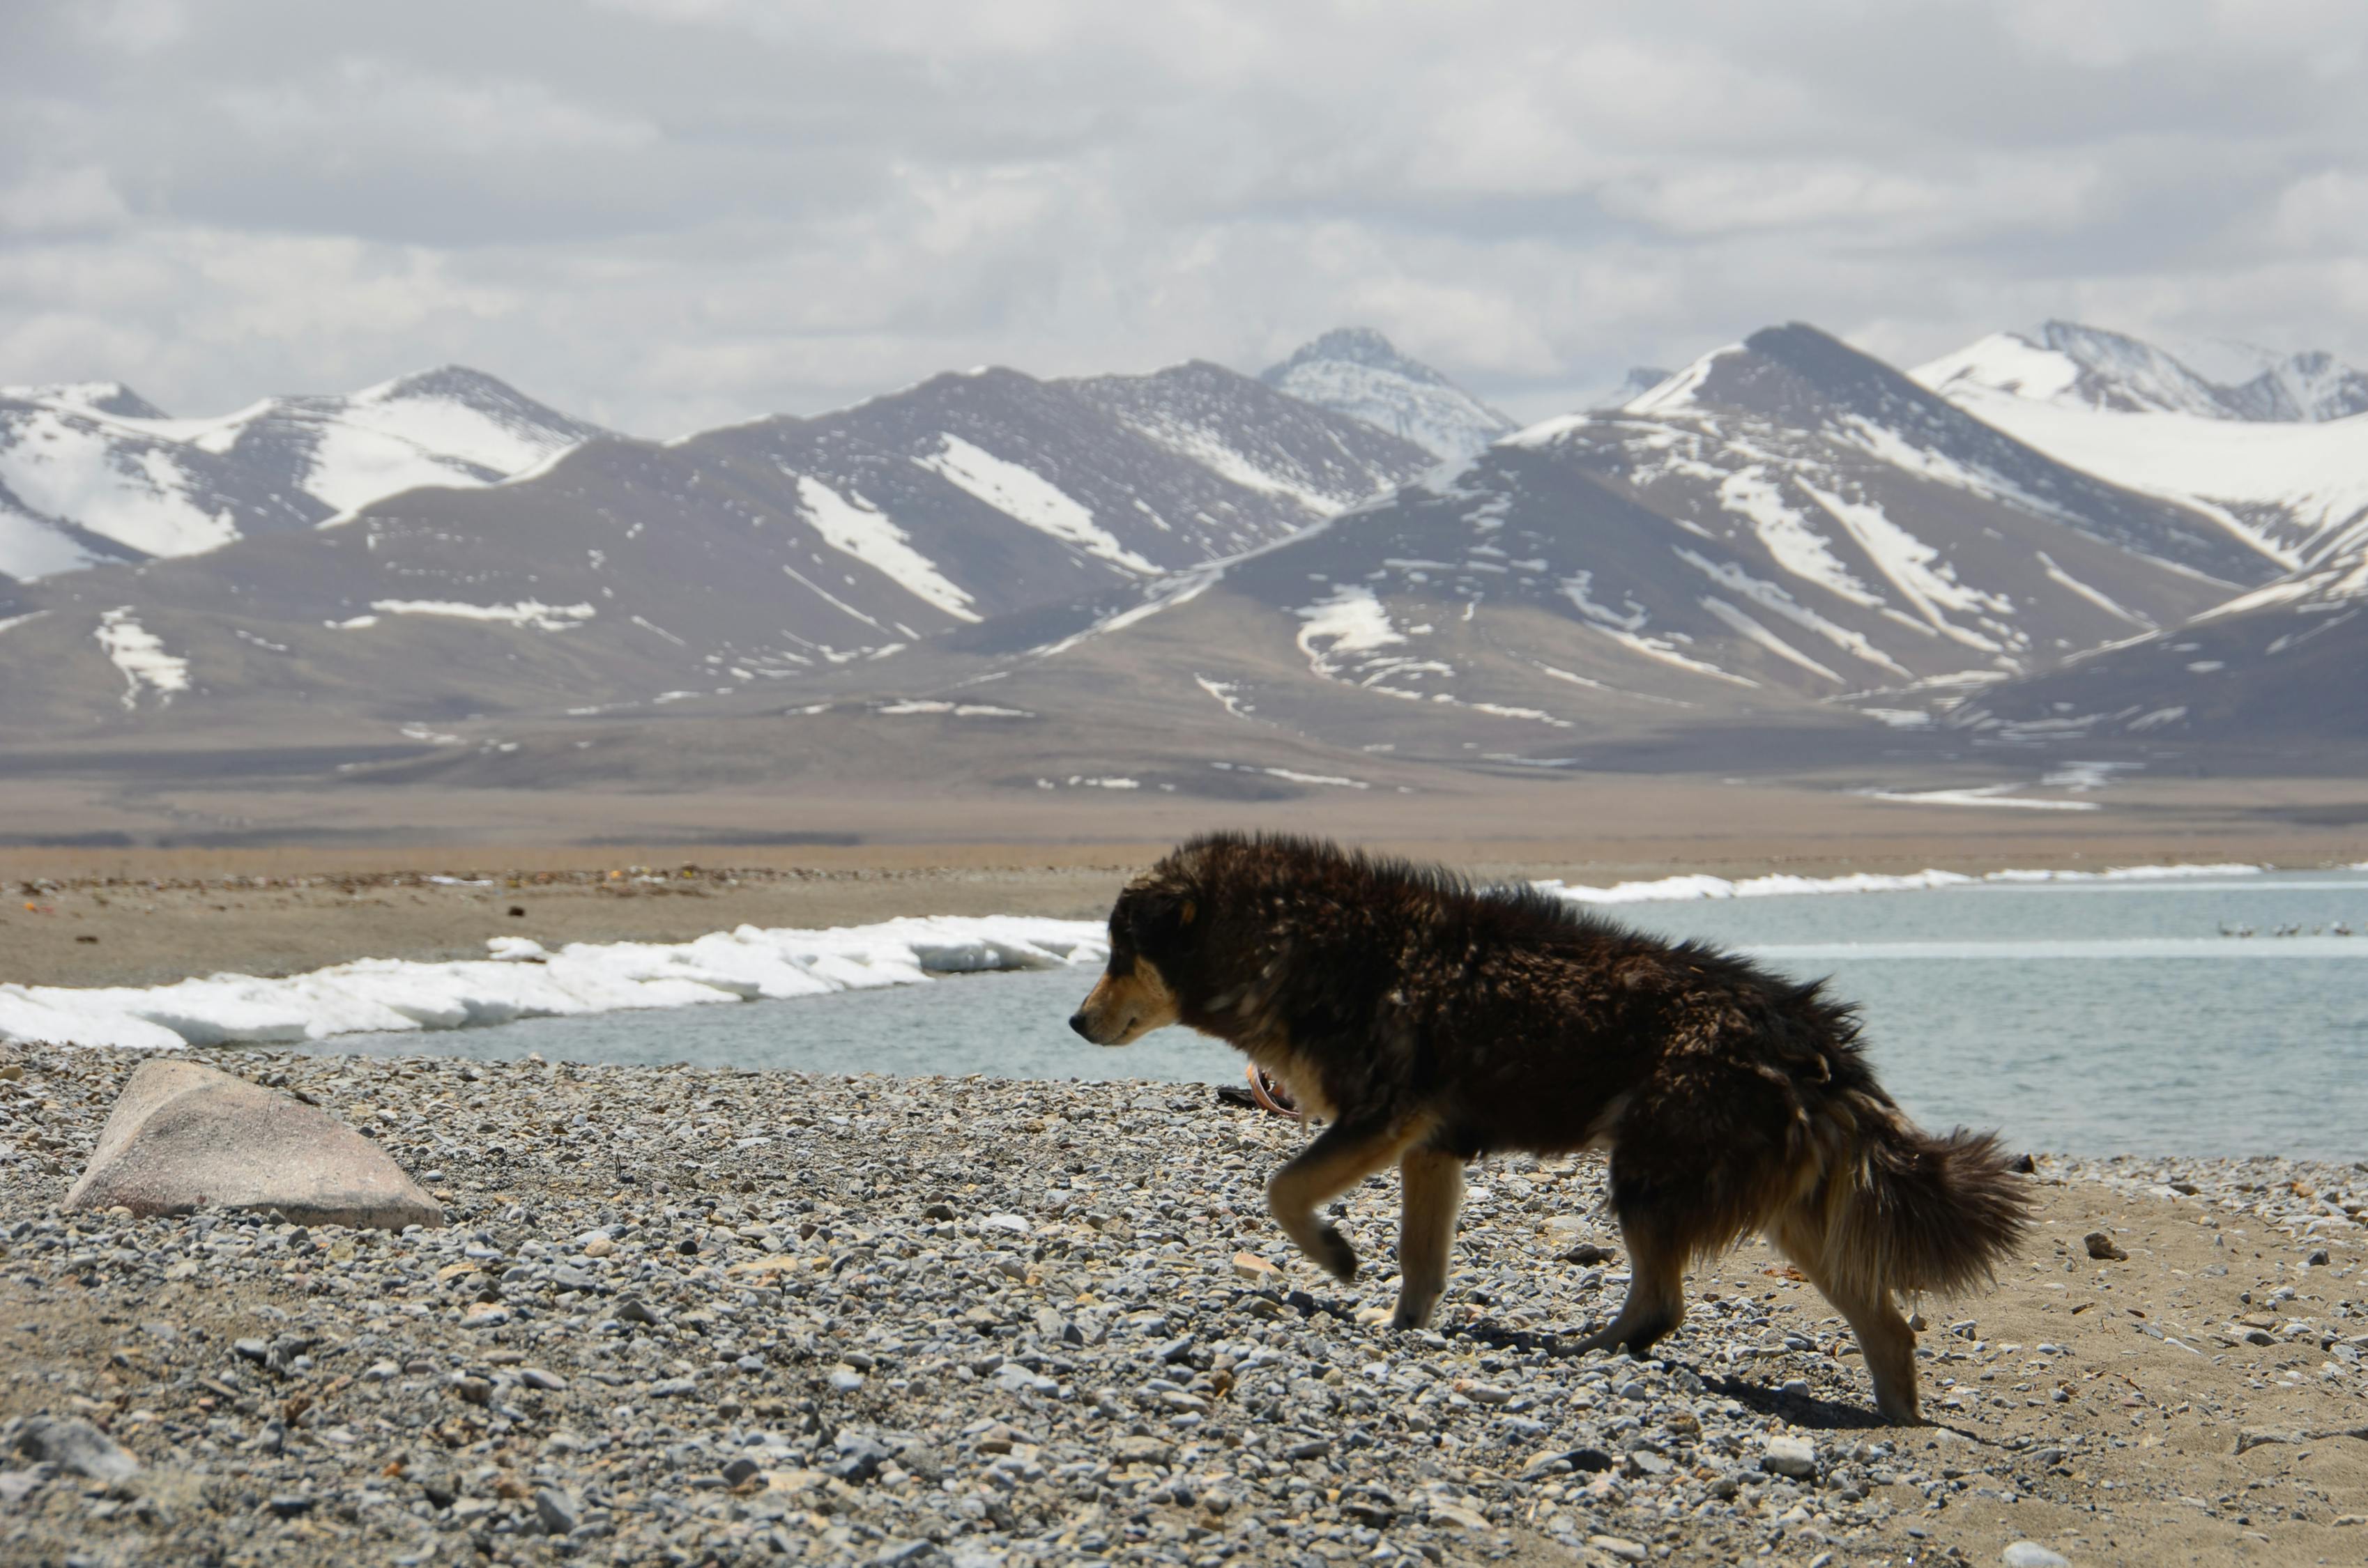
(1537, 863, 2265, 905)
(0, 916, 1107, 1052)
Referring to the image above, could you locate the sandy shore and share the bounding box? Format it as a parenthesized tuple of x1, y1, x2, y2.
(6, 836, 2366, 991)
(1, 1045, 2363, 1567)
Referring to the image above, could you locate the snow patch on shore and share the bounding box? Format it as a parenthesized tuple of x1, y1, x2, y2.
(0, 916, 1107, 1052)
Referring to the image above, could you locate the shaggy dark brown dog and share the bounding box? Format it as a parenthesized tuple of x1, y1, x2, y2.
(1070, 832, 2031, 1424)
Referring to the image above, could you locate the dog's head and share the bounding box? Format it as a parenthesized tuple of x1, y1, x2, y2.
(1069, 870, 1200, 1047)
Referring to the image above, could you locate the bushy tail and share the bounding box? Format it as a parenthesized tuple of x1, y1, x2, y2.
(1828, 1109, 2034, 1297)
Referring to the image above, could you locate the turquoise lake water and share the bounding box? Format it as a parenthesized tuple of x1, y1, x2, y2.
(306, 871, 2368, 1159)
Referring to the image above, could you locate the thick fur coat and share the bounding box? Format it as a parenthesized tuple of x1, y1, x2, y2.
(1070, 832, 2031, 1423)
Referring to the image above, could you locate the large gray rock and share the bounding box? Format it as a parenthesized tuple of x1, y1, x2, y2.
(63, 1059, 443, 1229)
(6, 1415, 139, 1483)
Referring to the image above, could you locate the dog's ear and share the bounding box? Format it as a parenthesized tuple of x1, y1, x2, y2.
(1129, 884, 1200, 953)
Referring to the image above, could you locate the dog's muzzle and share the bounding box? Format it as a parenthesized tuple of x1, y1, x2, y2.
(1069, 962, 1178, 1047)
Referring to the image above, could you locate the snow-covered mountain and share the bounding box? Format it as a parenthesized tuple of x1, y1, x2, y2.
(1259, 328, 1515, 462)
(0, 360, 1431, 732)
(1943, 516, 2368, 748)
(1915, 323, 2368, 568)
(1915, 321, 2368, 423)
(741, 322, 2275, 775)
(0, 367, 608, 582)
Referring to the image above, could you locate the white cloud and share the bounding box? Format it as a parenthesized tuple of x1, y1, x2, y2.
(3, 0, 2368, 433)
(215, 59, 660, 155)
(0, 167, 130, 236)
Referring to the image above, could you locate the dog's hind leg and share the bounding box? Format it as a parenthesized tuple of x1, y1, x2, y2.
(1391, 1144, 1465, 1330)
(1267, 1114, 1430, 1284)
(1773, 1210, 1921, 1424)
(1565, 1210, 1690, 1358)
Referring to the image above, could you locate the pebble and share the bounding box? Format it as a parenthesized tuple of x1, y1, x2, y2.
(535, 1484, 581, 1535)
(2002, 1544, 2072, 1568)
(1762, 1433, 1817, 1479)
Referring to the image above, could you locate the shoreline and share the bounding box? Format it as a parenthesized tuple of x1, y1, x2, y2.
(3, 859, 2350, 1054)
(7, 848, 2360, 993)
(1, 1045, 2362, 1566)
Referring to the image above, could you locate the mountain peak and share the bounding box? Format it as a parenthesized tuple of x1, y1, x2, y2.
(1914, 321, 2368, 424)
(1260, 328, 1514, 462)
(1, 381, 171, 420)
(1262, 328, 1453, 388)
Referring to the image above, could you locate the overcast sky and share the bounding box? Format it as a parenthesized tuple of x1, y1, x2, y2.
(7, 0, 2368, 436)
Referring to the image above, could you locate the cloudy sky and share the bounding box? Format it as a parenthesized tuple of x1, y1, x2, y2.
(7, 0, 2368, 436)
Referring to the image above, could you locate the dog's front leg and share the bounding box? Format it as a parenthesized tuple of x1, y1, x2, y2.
(1391, 1144, 1465, 1329)
(1266, 1114, 1427, 1284)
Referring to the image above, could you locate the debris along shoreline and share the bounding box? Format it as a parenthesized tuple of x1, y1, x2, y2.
(3, 1045, 2365, 1566)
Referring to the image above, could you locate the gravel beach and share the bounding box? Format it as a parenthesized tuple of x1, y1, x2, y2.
(2, 1045, 2364, 1567)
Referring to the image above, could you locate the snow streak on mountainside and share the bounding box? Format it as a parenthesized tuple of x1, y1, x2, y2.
(0, 361, 1432, 733)
(1595, 368, 1676, 409)
(0, 369, 607, 582)
(1260, 328, 1515, 462)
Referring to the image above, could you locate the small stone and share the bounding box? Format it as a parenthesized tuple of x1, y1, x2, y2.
(1562, 1243, 1616, 1266)
(454, 1377, 492, 1406)
(519, 1367, 567, 1392)
(615, 1296, 662, 1325)
(1110, 1434, 1172, 1465)
(2083, 1231, 2128, 1261)
(922, 1202, 956, 1222)
(721, 1456, 762, 1486)
(1283, 1438, 1331, 1460)
(534, 1486, 580, 1535)
(827, 1366, 865, 1393)
(267, 1494, 315, 1519)
(1761, 1434, 1817, 1479)
(832, 1434, 892, 1483)
(981, 1213, 1030, 1236)
(2236, 1427, 2298, 1454)
(1589, 1537, 1649, 1565)
(234, 1338, 270, 1364)
(1155, 1335, 1196, 1365)
(1231, 1251, 1277, 1282)
(581, 1235, 616, 1258)
(2243, 1329, 2277, 1347)
(2001, 1544, 2070, 1568)
(2307, 1249, 2330, 1266)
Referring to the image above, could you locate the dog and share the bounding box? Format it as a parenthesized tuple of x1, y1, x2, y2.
(1069, 832, 2031, 1424)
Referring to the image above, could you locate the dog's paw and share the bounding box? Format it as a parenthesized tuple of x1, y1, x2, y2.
(1313, 1225, 1359, 1283)
(1389, 1298, 1436, 1332)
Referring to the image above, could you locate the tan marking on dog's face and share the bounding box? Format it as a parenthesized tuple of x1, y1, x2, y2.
(1071, 958, 1179, 1047)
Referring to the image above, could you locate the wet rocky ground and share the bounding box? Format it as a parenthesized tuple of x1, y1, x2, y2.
(1, 1044, 2363, 1567)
